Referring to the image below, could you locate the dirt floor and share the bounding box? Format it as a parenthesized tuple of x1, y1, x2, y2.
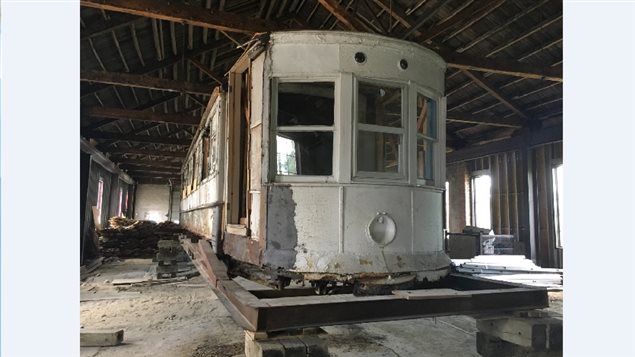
(80, 259, 562, 357)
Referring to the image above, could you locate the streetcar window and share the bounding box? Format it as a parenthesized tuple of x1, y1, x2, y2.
(356, 81, 404, 175)
(276, 82, 335, 176)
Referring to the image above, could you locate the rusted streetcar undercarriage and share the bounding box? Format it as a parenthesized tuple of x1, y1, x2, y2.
(181, 236, 549, 332)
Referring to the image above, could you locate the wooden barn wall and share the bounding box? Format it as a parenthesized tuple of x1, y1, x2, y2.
(531, 141, 563, 268)
(80, 156, 134, 264)
(446, 140, 563, 268)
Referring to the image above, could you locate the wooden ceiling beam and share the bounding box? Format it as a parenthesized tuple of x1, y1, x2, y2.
(443, 50, 562, 82)
(81, 39, 231, 98)
(81, 0, 281, 34)
(317, 0, 370, 32)
(419, 0, 505, 42)
(81, 13, 140, 40)
(127, 171, 181, 178)
(108, 148, 187, 158)
(461, 70, 529, 120)
(447, 112, 523, 128)
(114, 158, 182, 167)
(81, 71, 215, 96)
(135, 178, 181, 185)
(189, 59, 224, 85)
(84, 107, 200, 126)
(370, 0, 562, 82)
(120, 163, 181, 172)
(85, 132, 191, 146)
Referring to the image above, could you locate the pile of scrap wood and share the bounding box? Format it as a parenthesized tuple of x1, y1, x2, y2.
(97, 217, 184, 258)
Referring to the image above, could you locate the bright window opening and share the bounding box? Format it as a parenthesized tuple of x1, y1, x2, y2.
(276, 136, 297, 175)
(472, 174, 492, 231)
(276, 82, 334, 176)
(96, 177, 104, 225)
(552, 164, 563, 247)
(356, 81, 404, 175)
(445, 181, 450, 231)
(117, 188, 123, 216)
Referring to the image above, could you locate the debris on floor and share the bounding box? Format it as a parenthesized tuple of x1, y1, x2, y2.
(453, 255, 563, 289)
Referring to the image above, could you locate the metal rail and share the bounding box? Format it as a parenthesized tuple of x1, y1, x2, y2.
(180, 238, 549, 332)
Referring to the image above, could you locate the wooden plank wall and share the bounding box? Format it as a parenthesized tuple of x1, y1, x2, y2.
(446, 140, 563, 268)
(466, 151, 527, 245)
(531, 141, 563, 268)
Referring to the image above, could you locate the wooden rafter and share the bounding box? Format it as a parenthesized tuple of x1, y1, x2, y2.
(447, 112, 523, 129)
(85, 132, 191, 146)
(81, 39, 232, 98)
(81, 71, 215, 95)
(108, 148, 187, 158)
(126, 170, 181, 177)
(81, 0, 281, 34)
(316, 0, 370, 32)
(371, 0, 562, 82)
(442, 50, 562, 82)
(120, 163, 181, 172)
(189, 59, 224, 84)
(461, 70, 529, 120)
(84, 107, 200, 126)
(418, 0, 505, 42)
(114, 158, 181, 166)
(81, 13, 139, 40)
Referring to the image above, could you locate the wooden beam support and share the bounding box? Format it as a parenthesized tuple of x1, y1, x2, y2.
(461, 70, 529, 120)
(127, 171, 181, 178)
(317, 0, 369, 32)
(189, 59, 224, 84)
(120, 164, 181, 172)
(115, 159, 181, 169)
(370, 0, 562, 82)
(81, 14, 139, 40)
(442, 50, 563, 82)
(81, 39, 232, 98)
(81, 71, 215, 96)
(446, 125, 562, 164)
(419, 0, 505, 42)
(447, 112, 523, 128)
(85, 132, 191, 146)
(81, 0, 281, 34)
(84, 107, 200, 126)
(136, 178, 181, 185)
(108, 148, 187, 158)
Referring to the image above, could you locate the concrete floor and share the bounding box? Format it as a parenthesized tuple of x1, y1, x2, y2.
(81, 259, 562, 357)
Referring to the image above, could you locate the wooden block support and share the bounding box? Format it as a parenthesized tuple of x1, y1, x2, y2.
(476, 314, 562, 356)
(244, 330, 329, 357)
(80, 329, 124, 347)
(476, 332, 561, 357)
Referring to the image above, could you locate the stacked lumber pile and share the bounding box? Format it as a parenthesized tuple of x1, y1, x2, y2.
(453, 255, 563, 290)
(98, 217, 184, 258)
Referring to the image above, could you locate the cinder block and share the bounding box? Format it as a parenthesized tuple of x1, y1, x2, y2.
(244, 336, 285, 357)
(277, 337, 307, 357)
(477, 317, 547, 350)
(297, 335, 329, 357)
(476, 332, 561, 357)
